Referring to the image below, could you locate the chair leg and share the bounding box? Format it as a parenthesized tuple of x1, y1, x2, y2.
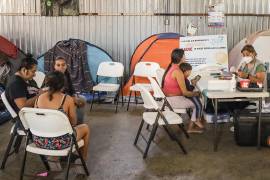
(134, 119, 144, 145)
(121, 87, 124, 107)
(65, 150, 73, 180)
(39, 155, 50, 171)
(163, 126, 175, 141)
(143, 124, 158, 159)
(90, 91, 95, 111)
(19, 150, 27, 180)
(74, 143, 89, 176)
(97, 92, 100, 104)
(127, 91, 132, 111)
(178, 124, 189, 139)
(115, 91, 120, 113)
(0, 131, 16, 169)
(135, 91, 138, 105)
(165, 126, 187, 154)
(14, 135, 23, 153)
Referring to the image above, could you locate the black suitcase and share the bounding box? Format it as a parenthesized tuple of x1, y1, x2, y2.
(234, 112, 270, 146)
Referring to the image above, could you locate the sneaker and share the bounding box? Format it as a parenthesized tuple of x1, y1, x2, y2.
(36, 171, 48, 177)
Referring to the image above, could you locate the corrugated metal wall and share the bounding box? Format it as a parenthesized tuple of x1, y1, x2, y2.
(0, 0, 270, 75)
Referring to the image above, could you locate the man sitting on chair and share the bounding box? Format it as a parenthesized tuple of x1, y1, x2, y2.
(5, 54, 39, 113)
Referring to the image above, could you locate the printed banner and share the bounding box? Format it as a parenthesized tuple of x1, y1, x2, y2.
(180, 35, 228, 69)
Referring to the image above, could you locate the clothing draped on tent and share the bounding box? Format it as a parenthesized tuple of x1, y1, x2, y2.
(44, 39, 93, 92)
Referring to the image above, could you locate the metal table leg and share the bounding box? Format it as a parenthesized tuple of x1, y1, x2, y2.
(214, 98, 218, 151)
(257, 97, 262, 149)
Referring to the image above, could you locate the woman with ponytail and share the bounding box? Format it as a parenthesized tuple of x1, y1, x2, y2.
(162, 48, 204, 133)
(34, 71, 90, 160)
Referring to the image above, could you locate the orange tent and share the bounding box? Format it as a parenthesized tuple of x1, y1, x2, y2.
(123, 33, 183, 95)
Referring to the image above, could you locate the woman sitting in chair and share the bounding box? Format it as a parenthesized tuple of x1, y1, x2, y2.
(34, 71, 90, 160)
(53, 56, 86, 124)
(162, 48, 204, 133)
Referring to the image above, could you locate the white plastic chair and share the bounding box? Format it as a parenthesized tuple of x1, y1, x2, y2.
(127, 62, 160, 111)
(147, 76, 187, 114)
(19, 107, 89, 180)
(155, 68, 165, 86)
(33, 71, 45, 88)
(133, 85, 188, 159)
(90, 62, 124, 113)
(0, 91, 26, 169)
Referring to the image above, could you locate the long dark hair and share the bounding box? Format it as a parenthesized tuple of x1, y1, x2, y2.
(161, 48, 185, 88)
(45, 71, 65, 101)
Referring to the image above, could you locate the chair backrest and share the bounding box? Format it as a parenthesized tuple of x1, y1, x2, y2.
(19, 107, 73, 137)
(133, 62, 160, 78)
(147, 76, 166, 99)
(33, 71, 45, 88)
(156, 68, 165, 86)
(137, 84, 159, 110)
(97, 62, 124, 77)
(1, 91, 17, 118)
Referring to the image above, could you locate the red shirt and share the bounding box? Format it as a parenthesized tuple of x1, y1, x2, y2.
(162, 64, 183, 96)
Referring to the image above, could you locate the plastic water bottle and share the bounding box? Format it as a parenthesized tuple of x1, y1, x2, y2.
(230, 74, 236, 91)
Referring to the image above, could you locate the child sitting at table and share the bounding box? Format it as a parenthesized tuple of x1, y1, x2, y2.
(179, 63, 203, 123)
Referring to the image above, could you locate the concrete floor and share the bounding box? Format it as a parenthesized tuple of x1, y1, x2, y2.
(1, 104, 270, 180)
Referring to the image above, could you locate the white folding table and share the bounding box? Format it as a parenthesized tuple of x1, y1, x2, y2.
(197, 79, 269, 151)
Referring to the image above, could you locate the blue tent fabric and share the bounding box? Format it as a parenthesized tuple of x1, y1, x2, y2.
(37, 56, 45, 71)
(86, 44, 115, 84)
(37, 40, 116, 92)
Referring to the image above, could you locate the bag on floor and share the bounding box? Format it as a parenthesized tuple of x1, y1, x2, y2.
(234, 111, 270, 146)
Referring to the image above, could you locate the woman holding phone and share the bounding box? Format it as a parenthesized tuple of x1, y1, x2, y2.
(162, 49, 204, 133)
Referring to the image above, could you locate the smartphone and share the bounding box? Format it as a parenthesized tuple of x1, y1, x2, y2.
(210, 73, 221, 76)
(194, 75, 201, 81)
